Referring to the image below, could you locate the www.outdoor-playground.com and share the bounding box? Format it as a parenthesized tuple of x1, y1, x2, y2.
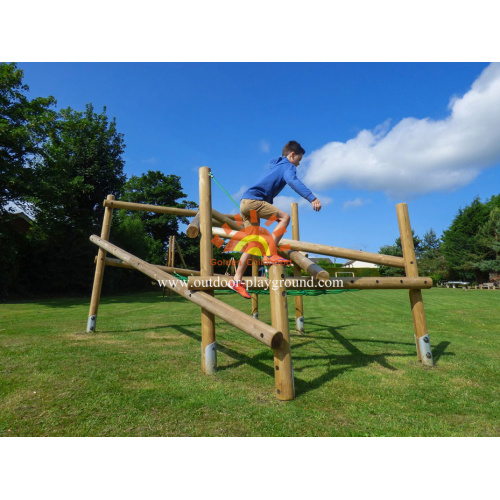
(157, 277, 344, 291)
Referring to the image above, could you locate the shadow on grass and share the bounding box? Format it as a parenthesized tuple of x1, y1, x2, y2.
(169, 323, 407, 398)
(291, 325, 410, 397)
(97, 323, 200, 335)
(433, 341, 453, 363)
(171, 325, 275, 377)
(6, 291, 191, 309)
(146, 321, 454, 399)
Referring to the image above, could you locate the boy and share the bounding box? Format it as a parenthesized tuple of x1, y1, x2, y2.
(229, 140, 322, 299)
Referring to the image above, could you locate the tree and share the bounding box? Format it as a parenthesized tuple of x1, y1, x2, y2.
(119, 171, 198, 265)
(476, 207, 500, 275)
(442, 195, 500, 281)
(0, 63, 56, 298)
(31, 104, 126, 236)
(23, 104, 127, 294)
(0, 62, 56, 210)
(417, 229, 447, 282)
(378, 231, 422, 277)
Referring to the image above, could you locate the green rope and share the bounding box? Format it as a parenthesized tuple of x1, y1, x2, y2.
(209, 172, 241, 210)
(172, 273, 359, 296)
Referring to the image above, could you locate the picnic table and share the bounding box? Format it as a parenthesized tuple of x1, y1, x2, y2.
(445, 281, 471, 288)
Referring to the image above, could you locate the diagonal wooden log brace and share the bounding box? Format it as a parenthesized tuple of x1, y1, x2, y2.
(89, 235, 283, 349)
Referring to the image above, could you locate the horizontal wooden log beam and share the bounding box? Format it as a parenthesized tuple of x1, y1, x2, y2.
(212, 227, 406, 269)
(103, 199, 197, 217)
(187, 275, 433, 290)
(99, 256, 203, 276)
(90, 235, 282, 348)
(103, 199, 236, 222)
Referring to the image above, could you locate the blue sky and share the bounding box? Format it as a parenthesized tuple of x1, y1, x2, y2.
(18, 62, 500, 261)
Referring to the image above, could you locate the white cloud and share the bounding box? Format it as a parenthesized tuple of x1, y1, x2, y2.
(273, 194, 333, 213)
(343, 197, 371, 210)
(303, 63, 500, 197)
(231, 185, 248, 201)
(259, 139, 271, 153)
(231, 185, 332, 214)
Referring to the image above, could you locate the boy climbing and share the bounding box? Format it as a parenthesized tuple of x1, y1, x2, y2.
(229, 140, 322, 299)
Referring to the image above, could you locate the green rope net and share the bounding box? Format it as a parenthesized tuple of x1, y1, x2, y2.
(172, 273, 358, 296)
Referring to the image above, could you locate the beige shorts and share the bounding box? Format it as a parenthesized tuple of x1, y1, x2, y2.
(240, 199, 280, 227)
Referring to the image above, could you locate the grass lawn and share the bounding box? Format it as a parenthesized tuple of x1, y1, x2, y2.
(1, 287, 498, 436)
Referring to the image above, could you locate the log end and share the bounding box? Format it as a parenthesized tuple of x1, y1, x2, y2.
(186, 227, 200, 238)
(316, 270, 330, 281)
(271, 331, 284, 349)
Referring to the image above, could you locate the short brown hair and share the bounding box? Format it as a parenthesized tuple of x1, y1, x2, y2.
(282, 140, 305, 157)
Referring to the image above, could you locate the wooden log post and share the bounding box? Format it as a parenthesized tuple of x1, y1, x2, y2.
(165, 235, 172, 297)
(199, 167, 217, 374)
(175, 238, 188, 269)
(167, 236, 171, 265)
(87, 194, 115, 333)
(291, 203, 304, 334)
(269, 264, 295, 401)
(396, 203, 434, 366)
(252, 259, 259, 319)
(170, 236, 176, 297)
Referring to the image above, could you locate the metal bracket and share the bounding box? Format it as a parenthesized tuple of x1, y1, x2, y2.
(418, 334, 433, 366)
(204, 341, 217, 374)
(296, 316, 305, 334)
(86, 315, 96, 333)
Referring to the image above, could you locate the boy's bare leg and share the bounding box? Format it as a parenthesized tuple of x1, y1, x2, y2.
(273, 210, 290, 247)
(234, 210, 290, 281)
(234, 252, 254, 282)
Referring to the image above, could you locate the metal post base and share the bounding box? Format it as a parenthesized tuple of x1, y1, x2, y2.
(203, 341, 217, 374)
(86, 315, 96, 333)
(418, 334, 434, 366)
(296, 316, 305, 334)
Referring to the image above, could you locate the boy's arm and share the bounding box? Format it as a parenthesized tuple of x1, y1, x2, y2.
(283, 164, 317, 203)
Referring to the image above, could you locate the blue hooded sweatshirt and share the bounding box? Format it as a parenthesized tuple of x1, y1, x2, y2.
(240, 157, 316, 205)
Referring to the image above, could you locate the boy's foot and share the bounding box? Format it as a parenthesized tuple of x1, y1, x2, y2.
(228, 280, 251, 299)
(262, 254, 291, 266)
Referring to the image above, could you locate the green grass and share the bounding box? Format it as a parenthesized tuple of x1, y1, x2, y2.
(1, 288, 499, 436)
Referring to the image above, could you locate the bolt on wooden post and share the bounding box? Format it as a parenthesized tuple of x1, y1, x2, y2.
(291, 202, 305, 334)
(269, 264, 295, 400)
(199, 167, 217, 374)
(87, 194, 115, 332)
(396, 203, 434, 366)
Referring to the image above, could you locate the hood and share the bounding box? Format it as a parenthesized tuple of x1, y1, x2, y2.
(269, 156, 290, 169)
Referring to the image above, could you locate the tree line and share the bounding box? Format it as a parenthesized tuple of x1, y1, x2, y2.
(378, 195, 500, 283)
(1, 63, 204, 300)
(2, 63, 499, 299)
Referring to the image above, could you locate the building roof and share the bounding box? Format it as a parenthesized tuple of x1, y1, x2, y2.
(1, 207, 33, 234)
(342, 260, 379, 268)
